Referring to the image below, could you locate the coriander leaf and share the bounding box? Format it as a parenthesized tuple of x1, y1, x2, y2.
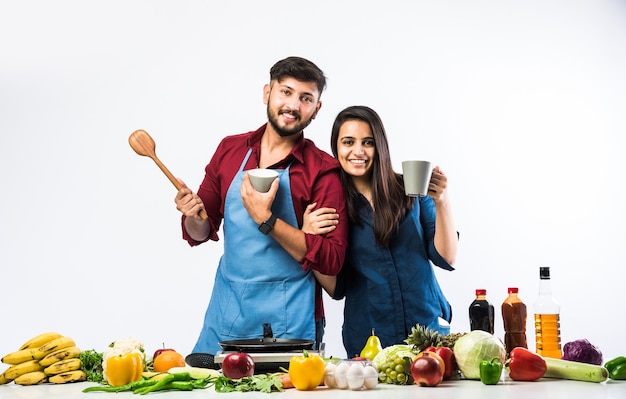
(79, 349, 104, 383)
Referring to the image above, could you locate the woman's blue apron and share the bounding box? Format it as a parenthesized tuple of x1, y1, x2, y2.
(192, 149, 316, 355)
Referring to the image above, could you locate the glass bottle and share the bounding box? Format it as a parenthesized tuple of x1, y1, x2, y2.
(501, 287, 528, 357)
(469, 289, 495, 334)
(534, 267, 562, 358)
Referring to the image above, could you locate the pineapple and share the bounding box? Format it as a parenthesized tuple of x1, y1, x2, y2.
(404, 324, 442, 351)
(441, 332, 466, 349)
(404, 324, 467, 351)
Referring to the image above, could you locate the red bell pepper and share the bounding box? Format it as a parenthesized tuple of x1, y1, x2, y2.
(424, 346, 456, 380)
(506, 347, 547, 381)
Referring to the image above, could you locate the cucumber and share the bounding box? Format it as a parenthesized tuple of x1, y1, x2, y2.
(167, 366, 220, 380)
(543, 357, 609, 383)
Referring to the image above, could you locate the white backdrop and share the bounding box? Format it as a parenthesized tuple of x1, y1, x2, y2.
(2, 0, 625, 363)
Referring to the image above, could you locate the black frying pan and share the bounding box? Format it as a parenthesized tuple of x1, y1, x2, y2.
(218, 338, 315, 352)
(185, 353, 218, 369)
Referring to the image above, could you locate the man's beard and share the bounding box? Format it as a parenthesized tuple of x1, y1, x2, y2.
(266, 105, 313, 137)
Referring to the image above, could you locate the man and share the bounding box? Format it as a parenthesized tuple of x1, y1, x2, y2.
(174, 56, 348, 356)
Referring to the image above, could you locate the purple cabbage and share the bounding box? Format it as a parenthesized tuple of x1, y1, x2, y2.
(562, 339, 603, 365)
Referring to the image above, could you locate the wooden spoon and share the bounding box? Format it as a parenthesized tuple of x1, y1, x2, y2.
(129, 129, 208, 220)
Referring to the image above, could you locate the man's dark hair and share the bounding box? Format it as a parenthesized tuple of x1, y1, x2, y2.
(269, 56, 327, 96)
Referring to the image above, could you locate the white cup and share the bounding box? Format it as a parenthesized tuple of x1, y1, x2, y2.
(402, 160, 432, 197)
(247, 168, 279, 193)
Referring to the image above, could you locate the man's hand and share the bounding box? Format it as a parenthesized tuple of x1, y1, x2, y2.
(240, 172, 279, 224)
(175, 179, 210, 241)
(175, 179, 207, 219)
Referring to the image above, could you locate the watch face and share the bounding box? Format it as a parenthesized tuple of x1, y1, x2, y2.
(259, 221, 272, 235)
(258, 214, 276, 235)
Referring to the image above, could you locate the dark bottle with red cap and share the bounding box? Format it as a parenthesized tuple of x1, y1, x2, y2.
(469, 289, 494, 334)
(502, 287, 528, 357)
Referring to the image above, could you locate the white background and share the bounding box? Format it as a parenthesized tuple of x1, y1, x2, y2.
(1, 0, 625, 364)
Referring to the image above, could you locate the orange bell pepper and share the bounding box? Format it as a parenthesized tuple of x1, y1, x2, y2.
(106, 352, 144, 386)
(288, 350, 325, 391)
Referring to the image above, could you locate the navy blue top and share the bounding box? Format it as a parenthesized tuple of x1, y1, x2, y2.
(333, 194, 455, 357)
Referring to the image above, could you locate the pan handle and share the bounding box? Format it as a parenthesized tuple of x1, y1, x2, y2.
(263, 323, 273, 338)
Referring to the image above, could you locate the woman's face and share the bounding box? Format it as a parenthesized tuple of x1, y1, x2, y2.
(336, 119, 376, 181)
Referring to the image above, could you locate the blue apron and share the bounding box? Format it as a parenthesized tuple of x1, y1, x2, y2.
(192, 149, 316, 355)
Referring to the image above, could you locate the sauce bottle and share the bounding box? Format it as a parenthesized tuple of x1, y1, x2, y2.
(469, 289, 494, 334)
(501, 287, 527, 357)
(533, 267, 562, 358)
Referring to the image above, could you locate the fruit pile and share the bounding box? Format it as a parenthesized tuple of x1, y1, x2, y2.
(0, 332, 86, 385)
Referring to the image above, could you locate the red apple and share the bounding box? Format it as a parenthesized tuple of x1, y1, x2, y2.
(410, 352, 444, 387)
(153, 344, 175, 361)
(423, 346, 456, 380)
(222, 352, 255, 379)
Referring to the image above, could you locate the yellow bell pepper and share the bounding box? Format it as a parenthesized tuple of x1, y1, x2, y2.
(288, 350, 325, 391)
(106, 352, 144, 386)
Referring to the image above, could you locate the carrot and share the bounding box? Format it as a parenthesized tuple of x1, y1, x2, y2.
(279, 373, 294, 389)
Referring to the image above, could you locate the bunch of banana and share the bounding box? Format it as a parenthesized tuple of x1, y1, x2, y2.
(1, 332, 85, 385)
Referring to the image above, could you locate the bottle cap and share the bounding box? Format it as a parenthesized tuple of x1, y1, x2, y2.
(476, 289, 487, 296)
(508, 287, 519, 293)
(540, 267, 551, 279)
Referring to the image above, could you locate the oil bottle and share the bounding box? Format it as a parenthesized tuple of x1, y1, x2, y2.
(533, 267, 562, 358)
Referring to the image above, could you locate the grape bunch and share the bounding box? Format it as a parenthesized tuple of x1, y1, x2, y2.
(377, 354, 414, 385)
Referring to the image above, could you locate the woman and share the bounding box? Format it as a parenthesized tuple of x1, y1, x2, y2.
(305, 105, 458, 358)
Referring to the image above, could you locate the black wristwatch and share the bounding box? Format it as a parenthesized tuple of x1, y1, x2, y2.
(258, 214, 277, 235)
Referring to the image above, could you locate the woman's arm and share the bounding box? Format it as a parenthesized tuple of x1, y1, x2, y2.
(428, 166, 458, 266)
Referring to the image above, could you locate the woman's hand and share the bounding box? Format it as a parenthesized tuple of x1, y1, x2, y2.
(428, 166, 449, 204)
(301, 202, 339, 235)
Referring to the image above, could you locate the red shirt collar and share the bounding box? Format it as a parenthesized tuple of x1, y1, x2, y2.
(247, 123, 306, 168)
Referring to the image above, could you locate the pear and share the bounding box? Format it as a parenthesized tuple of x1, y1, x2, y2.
(359, 328, 383, 360)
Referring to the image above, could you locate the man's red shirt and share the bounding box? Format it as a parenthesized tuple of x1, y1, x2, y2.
(182, 124, 348, 319)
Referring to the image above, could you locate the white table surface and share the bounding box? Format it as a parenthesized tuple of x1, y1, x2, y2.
(1, 377, 624, 399)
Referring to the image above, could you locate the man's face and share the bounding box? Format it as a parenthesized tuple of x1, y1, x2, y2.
(264, 77, 322, 137)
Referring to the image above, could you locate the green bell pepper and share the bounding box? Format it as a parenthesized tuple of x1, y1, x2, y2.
(479, 357, 503, 385)
(604, 356, 626, 380)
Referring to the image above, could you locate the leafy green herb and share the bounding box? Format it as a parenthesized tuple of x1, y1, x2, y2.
(214, 374, 283, 393)
(79, 349, 104, 383)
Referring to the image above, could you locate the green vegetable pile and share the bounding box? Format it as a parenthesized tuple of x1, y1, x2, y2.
(214, 374, 284, 393)
(82, 371, 284, 394)
(79, 349, 104, 383)
(83, 372, 212, 394)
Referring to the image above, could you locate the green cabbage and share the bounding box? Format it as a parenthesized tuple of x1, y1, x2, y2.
(453, 330, 506, 379)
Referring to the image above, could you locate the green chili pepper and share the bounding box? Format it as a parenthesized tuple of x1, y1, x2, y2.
(480, 357, 503, 385)
(160, 381, 195, 391)
(82, 378, 158, 393)
(135, 372, 192, 395)
(604, 356, 626, 380)
(191, 377, 214, 389)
